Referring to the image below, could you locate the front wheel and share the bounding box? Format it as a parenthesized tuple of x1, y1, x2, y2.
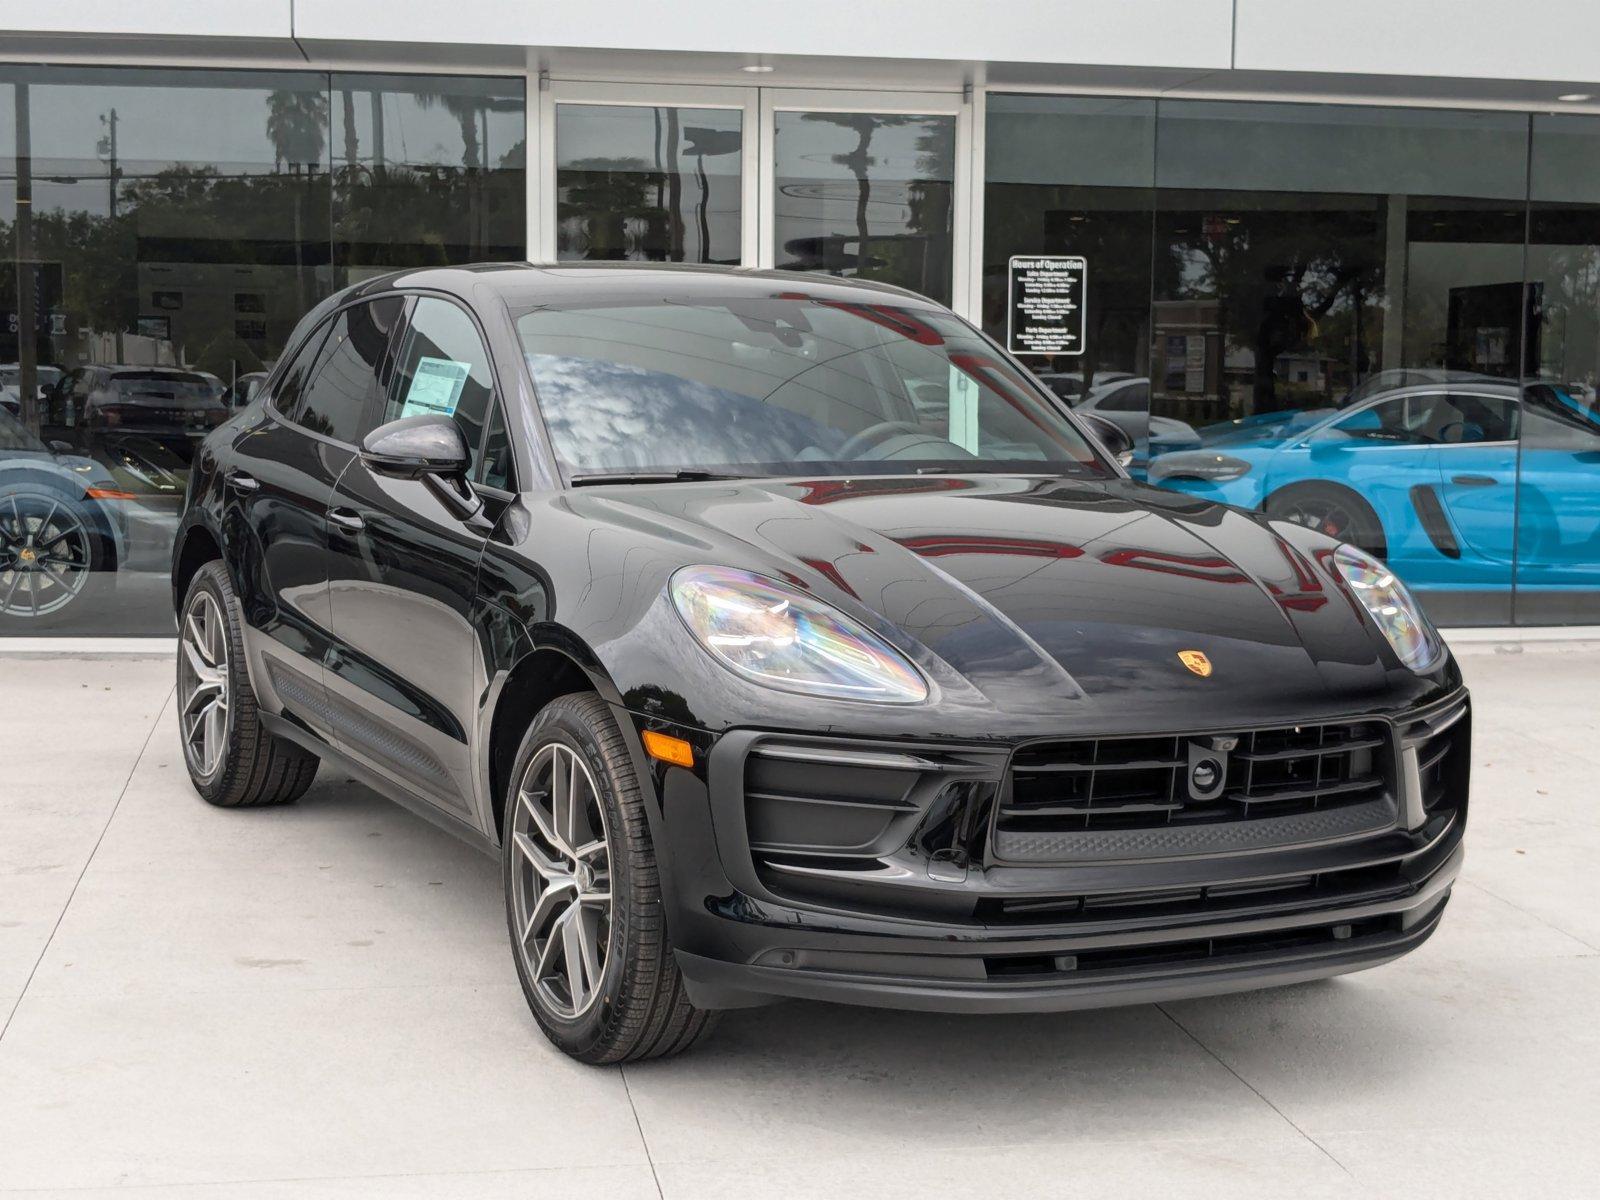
(503, 693, 717, 1063)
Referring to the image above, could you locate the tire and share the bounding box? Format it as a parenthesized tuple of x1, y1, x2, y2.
(177, 560, 318, 807)
(0, 482, 113, 628)
(1266, 482, 1388, 560)
(502, 692, 718, 1064)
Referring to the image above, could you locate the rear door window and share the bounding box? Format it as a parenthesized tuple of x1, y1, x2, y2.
(270, 320, 332, 421)
(290, 297, 405, 444)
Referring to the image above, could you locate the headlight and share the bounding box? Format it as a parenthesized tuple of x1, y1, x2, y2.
(670, 565, 929, 703)
(1332, 545, 1444, 673)
(1148, 452, 1252, 482)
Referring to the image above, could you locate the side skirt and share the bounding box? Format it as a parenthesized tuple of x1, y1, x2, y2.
(259, 710, 497, 860)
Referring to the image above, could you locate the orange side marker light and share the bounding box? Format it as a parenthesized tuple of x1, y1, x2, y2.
(642, 730, 695, 768)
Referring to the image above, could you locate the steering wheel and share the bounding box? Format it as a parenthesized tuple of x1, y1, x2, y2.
(836, 420, 930, 459)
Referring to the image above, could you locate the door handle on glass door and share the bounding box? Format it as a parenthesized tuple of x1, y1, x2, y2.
(1451, 475, 1498, 487)
(328, 507, 366, 532)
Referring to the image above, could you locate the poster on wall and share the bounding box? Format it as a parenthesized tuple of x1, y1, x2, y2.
(1007, 255, 1087, 357)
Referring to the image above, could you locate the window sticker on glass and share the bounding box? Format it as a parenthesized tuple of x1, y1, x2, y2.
(400, 357, 471, 417)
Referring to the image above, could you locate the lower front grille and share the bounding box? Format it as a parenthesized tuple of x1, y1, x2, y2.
(975, 858, 1412, 926)
(984, 914, 1403, 980)
(1001, 720, 1392, 833)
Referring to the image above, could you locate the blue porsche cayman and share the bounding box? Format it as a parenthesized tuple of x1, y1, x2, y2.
(1147, 379, 1600, 597)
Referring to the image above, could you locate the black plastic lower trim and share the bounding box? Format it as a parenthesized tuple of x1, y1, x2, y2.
(676, 894, 1447, 1013)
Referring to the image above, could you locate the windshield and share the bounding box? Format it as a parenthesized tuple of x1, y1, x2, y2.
(514, 296, 1109, 480)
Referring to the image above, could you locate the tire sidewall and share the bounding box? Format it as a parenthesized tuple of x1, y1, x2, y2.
(502, 700, 639, 1059)
(178, 561, 247, 802)
(1268, 483, 1388, 559)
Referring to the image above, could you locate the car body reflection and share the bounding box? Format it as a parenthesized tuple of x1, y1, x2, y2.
(1149, 378, 1600, 598)
(0, 408, 132, 623)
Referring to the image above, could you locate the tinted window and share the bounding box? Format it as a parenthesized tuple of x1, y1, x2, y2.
(1522, 383, 1600, 450)
(382, 297, 498, 473)
(293, 298, 404, 443)
(272, 319, 334, 420)
(1436, 392, 1517, 442)
(1095, 382, 1148, 413)
(1329, 391, 1517, 444)
(1330, 395, 1437, 443)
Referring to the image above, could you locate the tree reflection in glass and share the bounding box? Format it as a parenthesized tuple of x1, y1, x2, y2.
(556, 104, 743, 264)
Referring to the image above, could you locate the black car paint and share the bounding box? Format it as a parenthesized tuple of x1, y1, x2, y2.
(173, 264, 1467, 1013)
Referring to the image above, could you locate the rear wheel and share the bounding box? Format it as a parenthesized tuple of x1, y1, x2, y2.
(503, 693, 717, 1063)
(178, 560, 319, 807)
(1267, 483, 1388, 559)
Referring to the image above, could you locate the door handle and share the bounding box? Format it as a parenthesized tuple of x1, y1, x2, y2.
(328, 507, 366, 532)
(1451, 474, 1498, 487)
(227, 470, 260, 494)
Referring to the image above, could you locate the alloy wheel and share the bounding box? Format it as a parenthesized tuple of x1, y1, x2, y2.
(1279, 496, 1357, 541)
(0, 492, 92, 617)
(179, 590, 230, 777)
(509, 741, 613, 1020)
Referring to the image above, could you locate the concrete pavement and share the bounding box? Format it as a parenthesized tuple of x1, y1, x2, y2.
(1, 644, 1595, 1198)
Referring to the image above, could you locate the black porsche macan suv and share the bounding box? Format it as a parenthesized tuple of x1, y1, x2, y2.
(172, 264, 1469, 1063)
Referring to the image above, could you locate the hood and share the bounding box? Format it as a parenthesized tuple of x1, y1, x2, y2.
(579, 474, 1420, 727)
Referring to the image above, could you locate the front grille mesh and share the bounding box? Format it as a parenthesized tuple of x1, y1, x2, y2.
(999, 720, 1391, 836)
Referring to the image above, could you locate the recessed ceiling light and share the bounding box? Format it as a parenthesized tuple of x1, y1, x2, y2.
(1557, 92, 1593, 102)
(741, 63, 775, 73)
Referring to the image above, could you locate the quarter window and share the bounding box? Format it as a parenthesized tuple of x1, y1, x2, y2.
(270, 321, 331, 420)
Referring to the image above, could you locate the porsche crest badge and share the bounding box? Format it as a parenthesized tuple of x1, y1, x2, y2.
(1178, 650, 1212, 677)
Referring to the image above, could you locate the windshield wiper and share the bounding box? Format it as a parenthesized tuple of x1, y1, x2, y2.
(568, 469, 752, 487)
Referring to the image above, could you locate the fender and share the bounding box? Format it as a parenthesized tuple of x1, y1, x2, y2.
(474, 604, 696, 944)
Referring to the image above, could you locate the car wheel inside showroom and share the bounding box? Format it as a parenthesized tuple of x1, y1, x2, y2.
(169, 264, 1469, 1063)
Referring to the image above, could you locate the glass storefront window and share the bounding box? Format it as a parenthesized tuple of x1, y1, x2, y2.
(555, 103, 743, 264)
(983, 95, 1156, 462)
(983, 94, 1595, 625)
(1150, 101, 1529, 624)
(1521, 114, 1600, 623)
(332, 75, 527, 286)
(772, 109, 955, 304)
(1, 65, 525, 635)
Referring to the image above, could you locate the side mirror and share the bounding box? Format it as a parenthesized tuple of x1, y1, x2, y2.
(1080, 412, 1135, 465)
(360, 414, 486, 527)
(361, 413, 470, 478)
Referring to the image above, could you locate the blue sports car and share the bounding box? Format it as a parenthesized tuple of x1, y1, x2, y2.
(1148, 378, 1600, 598)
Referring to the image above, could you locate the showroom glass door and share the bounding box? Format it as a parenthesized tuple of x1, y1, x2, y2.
(759, 89, 969, 308)
(539, 82, 759, 265)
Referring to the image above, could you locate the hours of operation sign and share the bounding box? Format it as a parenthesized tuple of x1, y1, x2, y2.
(1008, 255, 1087, 356)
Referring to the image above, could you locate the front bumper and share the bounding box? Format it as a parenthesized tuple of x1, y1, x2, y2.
(637, 692, 1469, 1014)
